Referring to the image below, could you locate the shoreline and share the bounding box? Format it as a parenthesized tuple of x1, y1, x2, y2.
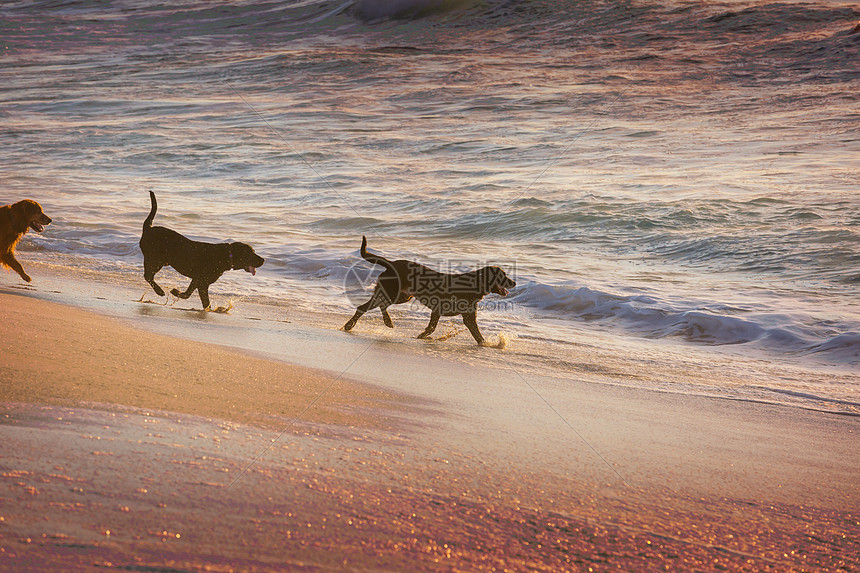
(2, 275, 859, 571)
(10, 258, 860, 418)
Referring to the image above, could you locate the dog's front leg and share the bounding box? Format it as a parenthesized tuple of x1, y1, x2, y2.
(462, 312, 485, 345)
(2, 254, 31, 282)
(344, 289, 389, 331)
(417, 311, 441, 339)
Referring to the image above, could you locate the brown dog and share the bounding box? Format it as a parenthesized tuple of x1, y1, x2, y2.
(0, 199, 52, 282)
(343, 236, 516, 345)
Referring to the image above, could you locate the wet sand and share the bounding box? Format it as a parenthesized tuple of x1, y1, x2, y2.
(1, 287, 859, 572)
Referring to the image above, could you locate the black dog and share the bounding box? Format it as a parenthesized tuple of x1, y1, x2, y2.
(139, 191, 264, 309)
(343, 236, 515, 345)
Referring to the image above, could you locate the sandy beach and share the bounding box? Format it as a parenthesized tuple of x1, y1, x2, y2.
(1, 279, 858, 572)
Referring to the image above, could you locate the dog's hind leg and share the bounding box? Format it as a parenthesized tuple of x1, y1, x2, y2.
(143, 260, 165, 296)
(343, 309, 365, 331)
(417, 310, 441, 339)
(343, 289, 389, 331)
(343, 298, 374, 331)
(462, 312, 485, 345)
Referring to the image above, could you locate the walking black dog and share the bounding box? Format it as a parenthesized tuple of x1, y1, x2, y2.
(343, 236, 515, 345)
(139, 191, 264, 309)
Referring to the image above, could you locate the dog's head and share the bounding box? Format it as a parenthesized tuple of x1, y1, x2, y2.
(480, 266, 516, 297)
(12, 200, 52, 234)
(230, 242, 265, 275)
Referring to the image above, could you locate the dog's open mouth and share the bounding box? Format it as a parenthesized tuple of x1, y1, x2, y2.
(29, 221, 45, 233)
(246, 266, 257, 276)
(494, 287, 509, 297)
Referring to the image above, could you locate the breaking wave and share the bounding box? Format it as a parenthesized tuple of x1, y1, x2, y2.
(512, 282, 860, 362)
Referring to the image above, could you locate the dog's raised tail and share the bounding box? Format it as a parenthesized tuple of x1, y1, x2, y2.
(143, 191, 157, 230)
(359, 235, 394, 270)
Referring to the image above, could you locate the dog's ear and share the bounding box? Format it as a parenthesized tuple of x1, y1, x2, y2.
(488, 266, 503, 284)
(20, 200, 42, 218)
(478, 266, 496, 292)
(11, 201, 31, 226)
(489, 266, 514, 289)
(500, 268, 512, 287)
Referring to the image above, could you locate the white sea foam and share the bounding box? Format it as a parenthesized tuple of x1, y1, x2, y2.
(511, 281, 858, 360)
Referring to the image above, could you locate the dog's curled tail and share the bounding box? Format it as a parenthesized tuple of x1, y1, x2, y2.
(359, 235, 394, 270)
(143, 191, 157, 231)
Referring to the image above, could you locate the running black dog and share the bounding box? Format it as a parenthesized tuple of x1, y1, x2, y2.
(139, 191, 264, 309)
(343, 236, 515, 345)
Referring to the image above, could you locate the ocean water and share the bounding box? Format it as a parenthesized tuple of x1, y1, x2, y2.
(2, 0, 858, 409)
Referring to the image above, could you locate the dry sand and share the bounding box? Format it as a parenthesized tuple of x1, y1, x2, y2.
(0, 293, 410, 432)
(1, 289, 859, 572)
